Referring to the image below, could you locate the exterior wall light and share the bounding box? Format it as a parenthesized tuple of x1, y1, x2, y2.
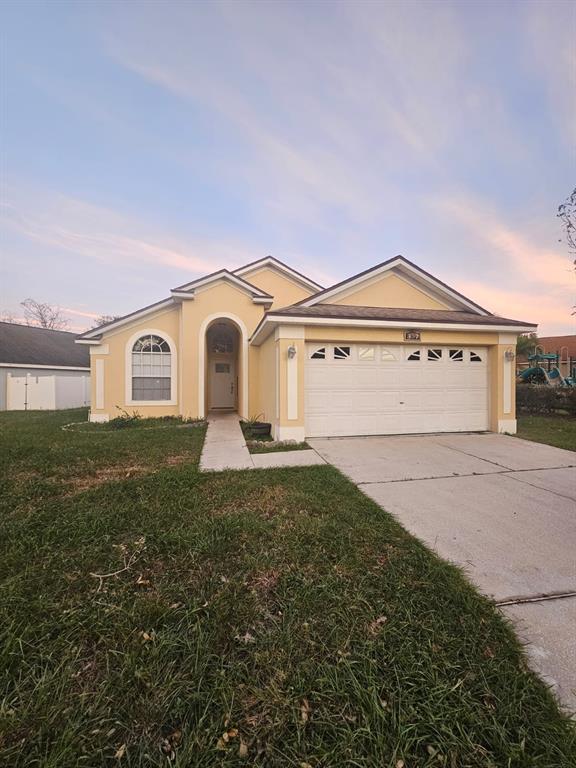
(287, 345, 297, 359)
(504, 349, 515, 361)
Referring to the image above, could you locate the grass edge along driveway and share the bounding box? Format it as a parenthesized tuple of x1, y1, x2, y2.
(0, 409, 574, 767)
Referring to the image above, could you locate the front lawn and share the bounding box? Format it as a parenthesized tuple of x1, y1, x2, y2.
(517, 414, 576, 452)
(0, 410, 574, 766)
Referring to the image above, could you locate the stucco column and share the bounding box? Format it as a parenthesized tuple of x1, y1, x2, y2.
(179, 300, 199, 419)
(489, 335, 517, 433)
(275, 326, 306, 442)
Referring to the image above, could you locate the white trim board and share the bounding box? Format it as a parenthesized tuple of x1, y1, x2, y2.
(233, 256, 323, 292)
(0, 363, 90, 371)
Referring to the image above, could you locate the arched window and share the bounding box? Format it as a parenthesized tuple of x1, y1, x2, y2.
(132, 334, 171, 401)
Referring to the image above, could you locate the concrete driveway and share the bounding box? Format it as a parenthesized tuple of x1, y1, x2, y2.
(309, 432, 576, 713)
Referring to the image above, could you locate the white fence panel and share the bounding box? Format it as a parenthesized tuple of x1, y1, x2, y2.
(7, 375, 55, 410)
(6, 374, 91, 410)
(55, 376, 91, 408)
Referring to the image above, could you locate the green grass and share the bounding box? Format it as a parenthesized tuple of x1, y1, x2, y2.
(0, 410, 574, 767)
(247, 441, 311, 454)
(517, 414, 576, 452)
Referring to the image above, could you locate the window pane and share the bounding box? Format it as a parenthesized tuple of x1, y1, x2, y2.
(449, 349, 464, 361)
(358, 346, 374, 360)
(132, 377, 171, 401)
(381, 348, 396, 361)
(334, 346, 351, 359)
(427, 348, 442, 361)
(310, 347, 326, 359)
(407, 350, 421, 361)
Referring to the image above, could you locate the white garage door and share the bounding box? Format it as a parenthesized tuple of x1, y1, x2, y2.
(305, 343, 489, 437)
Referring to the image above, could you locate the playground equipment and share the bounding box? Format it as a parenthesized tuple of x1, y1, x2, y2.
(518, 352, 575, 387)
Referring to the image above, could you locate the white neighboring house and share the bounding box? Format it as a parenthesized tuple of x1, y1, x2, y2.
(0, 321, 91, 411)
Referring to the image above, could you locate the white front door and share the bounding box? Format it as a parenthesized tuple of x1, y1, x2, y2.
(305, 343, 489, 437)
(210, 359, 236, 408)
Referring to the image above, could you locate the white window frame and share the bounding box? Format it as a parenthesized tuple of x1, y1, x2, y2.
(333, 345, 352, 360)
(406, 348, 422, 361)
(125, 328, 177, 406)
(358, 345, 375, 361)
(381, 347, 398, 361)
(309, 346, 327, 360)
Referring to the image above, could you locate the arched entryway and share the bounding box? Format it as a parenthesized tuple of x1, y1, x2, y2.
(206, 320, 239, 411)
(198, 313, 249, 419)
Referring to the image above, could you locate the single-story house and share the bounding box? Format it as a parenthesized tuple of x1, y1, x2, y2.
(76, 256, 536, 438)
(0, 321, 91, 410)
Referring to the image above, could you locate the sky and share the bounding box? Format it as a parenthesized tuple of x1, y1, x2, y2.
(1, 0, 575, 335)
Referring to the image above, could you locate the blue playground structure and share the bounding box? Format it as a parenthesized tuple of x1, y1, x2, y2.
(518, 352, 575, 387)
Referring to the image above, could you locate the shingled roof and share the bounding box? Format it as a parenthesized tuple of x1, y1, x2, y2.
(0, 322, 90, 368)
(270, 304, 536, 327)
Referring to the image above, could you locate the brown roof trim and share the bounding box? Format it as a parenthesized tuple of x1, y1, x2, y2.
(292, 255, 491, 315)
(271, 303, 535, 327)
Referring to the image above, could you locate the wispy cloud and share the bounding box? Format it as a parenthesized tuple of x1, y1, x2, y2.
(1, 189, 260, 276)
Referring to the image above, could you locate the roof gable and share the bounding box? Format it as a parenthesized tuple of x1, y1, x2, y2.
(172, 269, 273, 301)
(233, 256, 323, 293)
(298, 256, 490, 315)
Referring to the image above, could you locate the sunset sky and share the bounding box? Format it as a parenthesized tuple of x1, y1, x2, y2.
(1, 0, 575, 335)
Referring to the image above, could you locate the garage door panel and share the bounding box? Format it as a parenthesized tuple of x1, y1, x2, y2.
(305, 344, 489, 437)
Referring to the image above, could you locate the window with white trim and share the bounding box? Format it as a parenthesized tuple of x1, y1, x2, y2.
(309, 346, 326, 360)
(358, 346, 375, 361)
(470, 351, 483, 362)
(132, 334, 171, 400)
(333, 345, 351, 360)
(427, 348, 443, 361)
(449, 349, 464, 362)
(381, 348, 397, 361)
(406, 349, 421, 361)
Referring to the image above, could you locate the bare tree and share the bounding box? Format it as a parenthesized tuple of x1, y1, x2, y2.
(558, 186, 576, 263)
(90, 314, 121, 329)
(557, 186, 576, 315)
(20, 298, 69, 330)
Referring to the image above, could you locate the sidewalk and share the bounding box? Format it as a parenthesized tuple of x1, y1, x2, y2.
(199, 411, 325, 472)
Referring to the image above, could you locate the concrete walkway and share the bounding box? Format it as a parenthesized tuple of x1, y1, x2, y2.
(200, 411, 325, 472)
(309, 432, 576, 713)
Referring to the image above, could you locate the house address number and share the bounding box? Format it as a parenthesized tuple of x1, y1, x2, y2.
(404, 330, 421, 341)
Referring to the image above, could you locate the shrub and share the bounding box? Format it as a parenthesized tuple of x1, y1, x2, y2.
(516, 384, 576, 416)
(108, 407, 143, 429)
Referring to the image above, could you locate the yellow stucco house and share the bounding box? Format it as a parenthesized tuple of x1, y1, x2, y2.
(76, 256, 536, 439)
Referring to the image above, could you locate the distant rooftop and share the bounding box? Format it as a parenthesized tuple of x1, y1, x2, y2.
(0, 321, 90, 368)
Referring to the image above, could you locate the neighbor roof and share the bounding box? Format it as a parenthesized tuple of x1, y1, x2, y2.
(0, 322, 90, 367)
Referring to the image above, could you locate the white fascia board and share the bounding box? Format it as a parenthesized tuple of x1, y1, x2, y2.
(171, 291, 196, 300)
(252, 297, 274, 305)
(250, 314, 536, 345)
(77, 298, 175, 340)
(76, 338, 102, 345)
(234, 257, 323, 292)
(0, 363, 91, 371)
(301, 258, 489, 315)
(174, 271, 272, 298)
